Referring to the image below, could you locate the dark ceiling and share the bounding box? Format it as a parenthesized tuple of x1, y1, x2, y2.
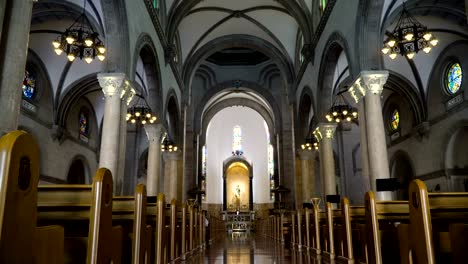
(206, 48, 269, 66)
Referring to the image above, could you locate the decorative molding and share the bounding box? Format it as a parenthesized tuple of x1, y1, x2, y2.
(359, 71, 389, 95)
(97, 73, 126, 97)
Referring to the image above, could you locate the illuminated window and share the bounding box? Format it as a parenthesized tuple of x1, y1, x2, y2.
(232, 125, 242, 153)
(446, 62, 462, 94)
(79, 110, 89, 137)
(390, 109, 400, 131)
(201, 145, 207, 200)
(320, 0, 328, 13)
(268, 144, 275, 201)
(153, 0, 158, 9)
(22, 70, 36, 100)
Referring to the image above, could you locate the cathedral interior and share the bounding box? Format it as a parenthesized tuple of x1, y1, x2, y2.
(1, 0, 468, 263)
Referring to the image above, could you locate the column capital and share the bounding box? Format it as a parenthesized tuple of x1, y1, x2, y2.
(144, 123, 164, 143)
(297, 149, 315, 160)
(163, 150, 182, 161)
(358, 71, 389, 95)
(121, 80, 136, 106)
(314, 123, 337, 141)
(98, 72, 126, 97)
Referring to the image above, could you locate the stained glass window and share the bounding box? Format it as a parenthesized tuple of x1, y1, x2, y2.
(22, 70, 36, 99)
(232, 125, 242, 153)
(79, 111, 89, 136)
(320, 0, 328, 13)
(153, 0, 158, 9)
(446, 62, 462, 94)
(390, 109, 400, 131)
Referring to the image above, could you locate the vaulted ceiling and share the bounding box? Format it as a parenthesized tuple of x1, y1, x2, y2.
(166, 0, 312, 65)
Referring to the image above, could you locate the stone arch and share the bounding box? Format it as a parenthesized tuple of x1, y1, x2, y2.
(56, 74, 100, 134)
(389, 150, 414, 200)
(183, 35, 294, 103)
(386, 71, 426, 124)
(444, 121, 468, 173)
(164, 90, 181, 143)
(66, 155, 90, 184)
(200, 98, 275, 147)
(297, 86, 315, 139)
(317, 32, 355, 119)
(194, 80, 282, 135)
(132, 33, 163, 117)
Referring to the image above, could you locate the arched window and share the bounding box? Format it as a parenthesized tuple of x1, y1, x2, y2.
(268, 144, 275, 201)
(22, 70, 36, 100)
(201, 145, 207, 200)
(390, 109, 400, 131)
(153, 0, 158, 9)
(446, 62, 462, 94)
(232, 125, 242, 154)
(320, 0, 328, 13)
(79, 109, 89, 137)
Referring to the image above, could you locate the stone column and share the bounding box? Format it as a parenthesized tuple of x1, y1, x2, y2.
(144, 123, 163, 196)
(164, 150, 182, 202)
(0, 0, 34, 135)
(314, 123, 337, 197)
(298, 149, 315, 203)
(358, 71, 392, 200)
(349, 83, 371, 193)
(116, 82, 135, 195)
(98, 73, 127, 183)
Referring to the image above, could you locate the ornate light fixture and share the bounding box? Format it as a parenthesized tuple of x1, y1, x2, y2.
(382, 2, 438, 60)
(161, 137, 178, 152)
(126, 96, 157, 125)
(51, 0, 105, 63)
(325, 92, 358, 123)
(300, 136, 319, 151)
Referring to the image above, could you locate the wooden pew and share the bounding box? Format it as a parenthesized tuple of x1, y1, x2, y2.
(0, 130, 64, 263)
(403, 179, 468, 264)
(364, 191, 409, 264)
(336, 197, 365, 264)
(37, 168, 124, 263)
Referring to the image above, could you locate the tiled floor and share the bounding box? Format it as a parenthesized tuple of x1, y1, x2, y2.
(185, 232, 325, 264)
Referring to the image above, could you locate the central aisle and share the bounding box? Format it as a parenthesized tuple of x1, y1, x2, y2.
(185, 232, 323, 263)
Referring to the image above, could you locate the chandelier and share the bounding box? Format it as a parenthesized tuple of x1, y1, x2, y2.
(382, 2, 438, 60)
(161, 137, 178, 152)
(300, 136, 319, 151)
(325, 92, 358, 123)
(126, 96, 157, 125)
(51, 0, 105, 63)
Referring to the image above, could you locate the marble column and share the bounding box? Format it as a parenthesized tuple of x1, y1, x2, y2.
(314, 123, 337, 197)
(145, 123, 163, 196)
(298, 149, 315, 203)
(116, 82, 135, 195)
(0, 0, 34, 135)
(349, 83, 371, 193)
(164, 150, 182, 202)
(98, 73, 127, 183)
(357, 71, 392, 200)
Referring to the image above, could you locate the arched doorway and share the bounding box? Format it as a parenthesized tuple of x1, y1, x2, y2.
(67, 159, 86, 184)
(223, 157, 253, 211)
(390, 151, 414, 200)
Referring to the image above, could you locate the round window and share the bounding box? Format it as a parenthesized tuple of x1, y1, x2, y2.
(445, 62, 462, 94)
